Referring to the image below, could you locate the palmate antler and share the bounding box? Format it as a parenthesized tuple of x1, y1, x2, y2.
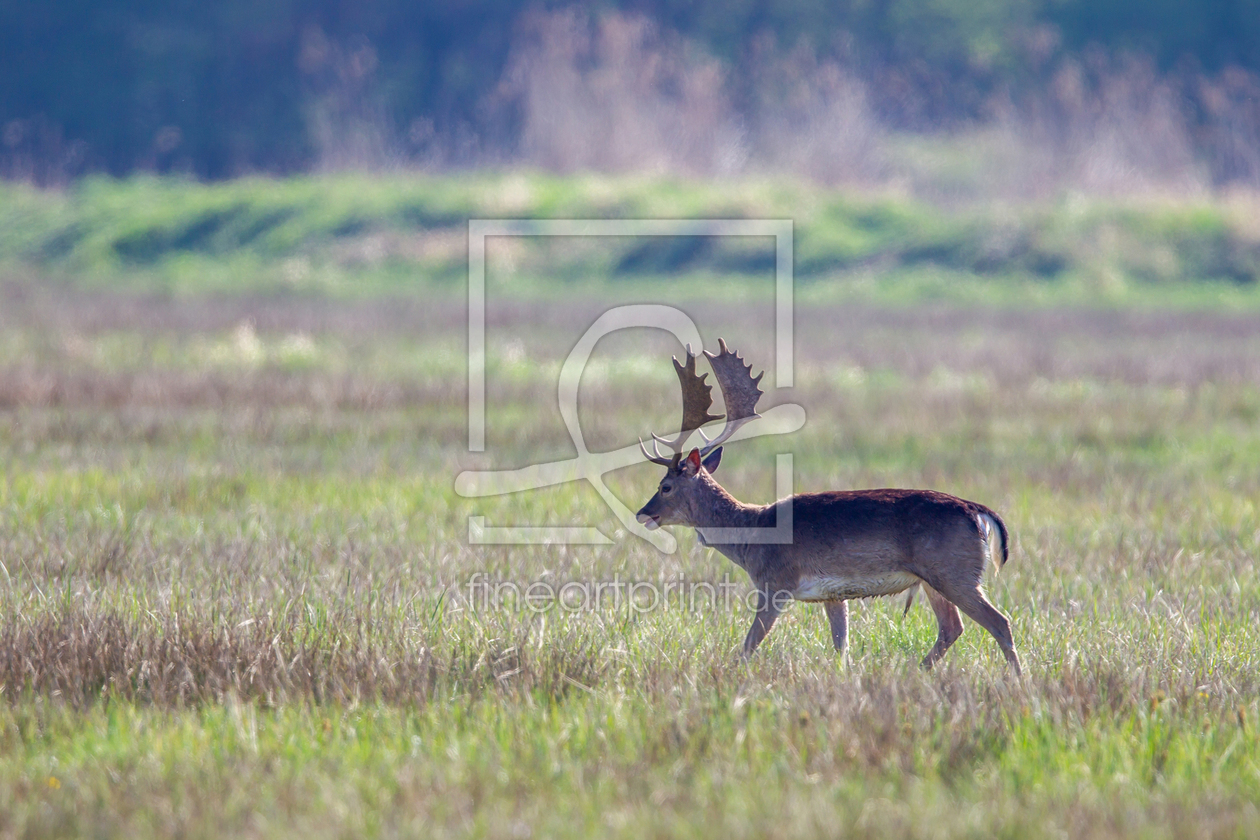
(697, 338, 764, 456)
(639, 339, 763, 467)
(640, 347, 723, 467)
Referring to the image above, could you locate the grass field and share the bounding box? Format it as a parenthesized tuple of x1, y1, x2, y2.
(6, 173, 1260, 307)
(2, 175, 1260, 837)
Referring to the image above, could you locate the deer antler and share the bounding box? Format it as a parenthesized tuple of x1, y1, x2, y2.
(639, 346, 724, 467)
(697, 338, 763, 457)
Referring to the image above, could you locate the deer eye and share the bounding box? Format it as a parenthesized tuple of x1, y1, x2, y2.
(661, 484, 673, 495)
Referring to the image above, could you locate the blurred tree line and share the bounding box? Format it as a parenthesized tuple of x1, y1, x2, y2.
(3, 0, 1259, 180)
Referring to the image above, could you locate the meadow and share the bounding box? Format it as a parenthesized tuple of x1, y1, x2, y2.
(0, 174, 1259, 837)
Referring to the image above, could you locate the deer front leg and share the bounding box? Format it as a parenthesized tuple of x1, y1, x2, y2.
(742, 589, 781, 658)
(824, 600, 848, 657)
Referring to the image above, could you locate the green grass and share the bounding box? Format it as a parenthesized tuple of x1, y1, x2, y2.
(3, 690, 1256, 838)
(4, 173, 1260, 305)
(1, 270, 1259, 836)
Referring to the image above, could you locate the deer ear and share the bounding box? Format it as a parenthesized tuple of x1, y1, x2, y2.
(682, 448, 703, 475)
(701, 447, 722, 473)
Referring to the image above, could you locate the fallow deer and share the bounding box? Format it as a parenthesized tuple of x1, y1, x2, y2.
(636, 340, 1021, 674)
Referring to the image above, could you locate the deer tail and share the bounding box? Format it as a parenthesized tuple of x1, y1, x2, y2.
(976, 507, 1010, 573)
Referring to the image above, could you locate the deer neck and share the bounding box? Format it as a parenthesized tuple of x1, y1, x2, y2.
(691, 478, 764, 566)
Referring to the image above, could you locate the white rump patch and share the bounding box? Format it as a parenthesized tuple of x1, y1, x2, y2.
(977, 513, 1001, 573)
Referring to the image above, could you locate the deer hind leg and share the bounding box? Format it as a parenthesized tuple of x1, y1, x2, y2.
(742, 589, 782, 659)
(941, 585, 1021, 676)
(920, 586, 964, 670)
(824, 600, 848, 657)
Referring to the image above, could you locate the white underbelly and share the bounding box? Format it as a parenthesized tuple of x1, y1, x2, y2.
(793, 571, 921, 602)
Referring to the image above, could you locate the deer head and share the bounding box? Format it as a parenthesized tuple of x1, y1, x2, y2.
(636, 339, 763, 530)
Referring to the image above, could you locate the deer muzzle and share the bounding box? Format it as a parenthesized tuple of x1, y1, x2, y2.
(636, 498, 662, 530)
(636, 512, 660, 530)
